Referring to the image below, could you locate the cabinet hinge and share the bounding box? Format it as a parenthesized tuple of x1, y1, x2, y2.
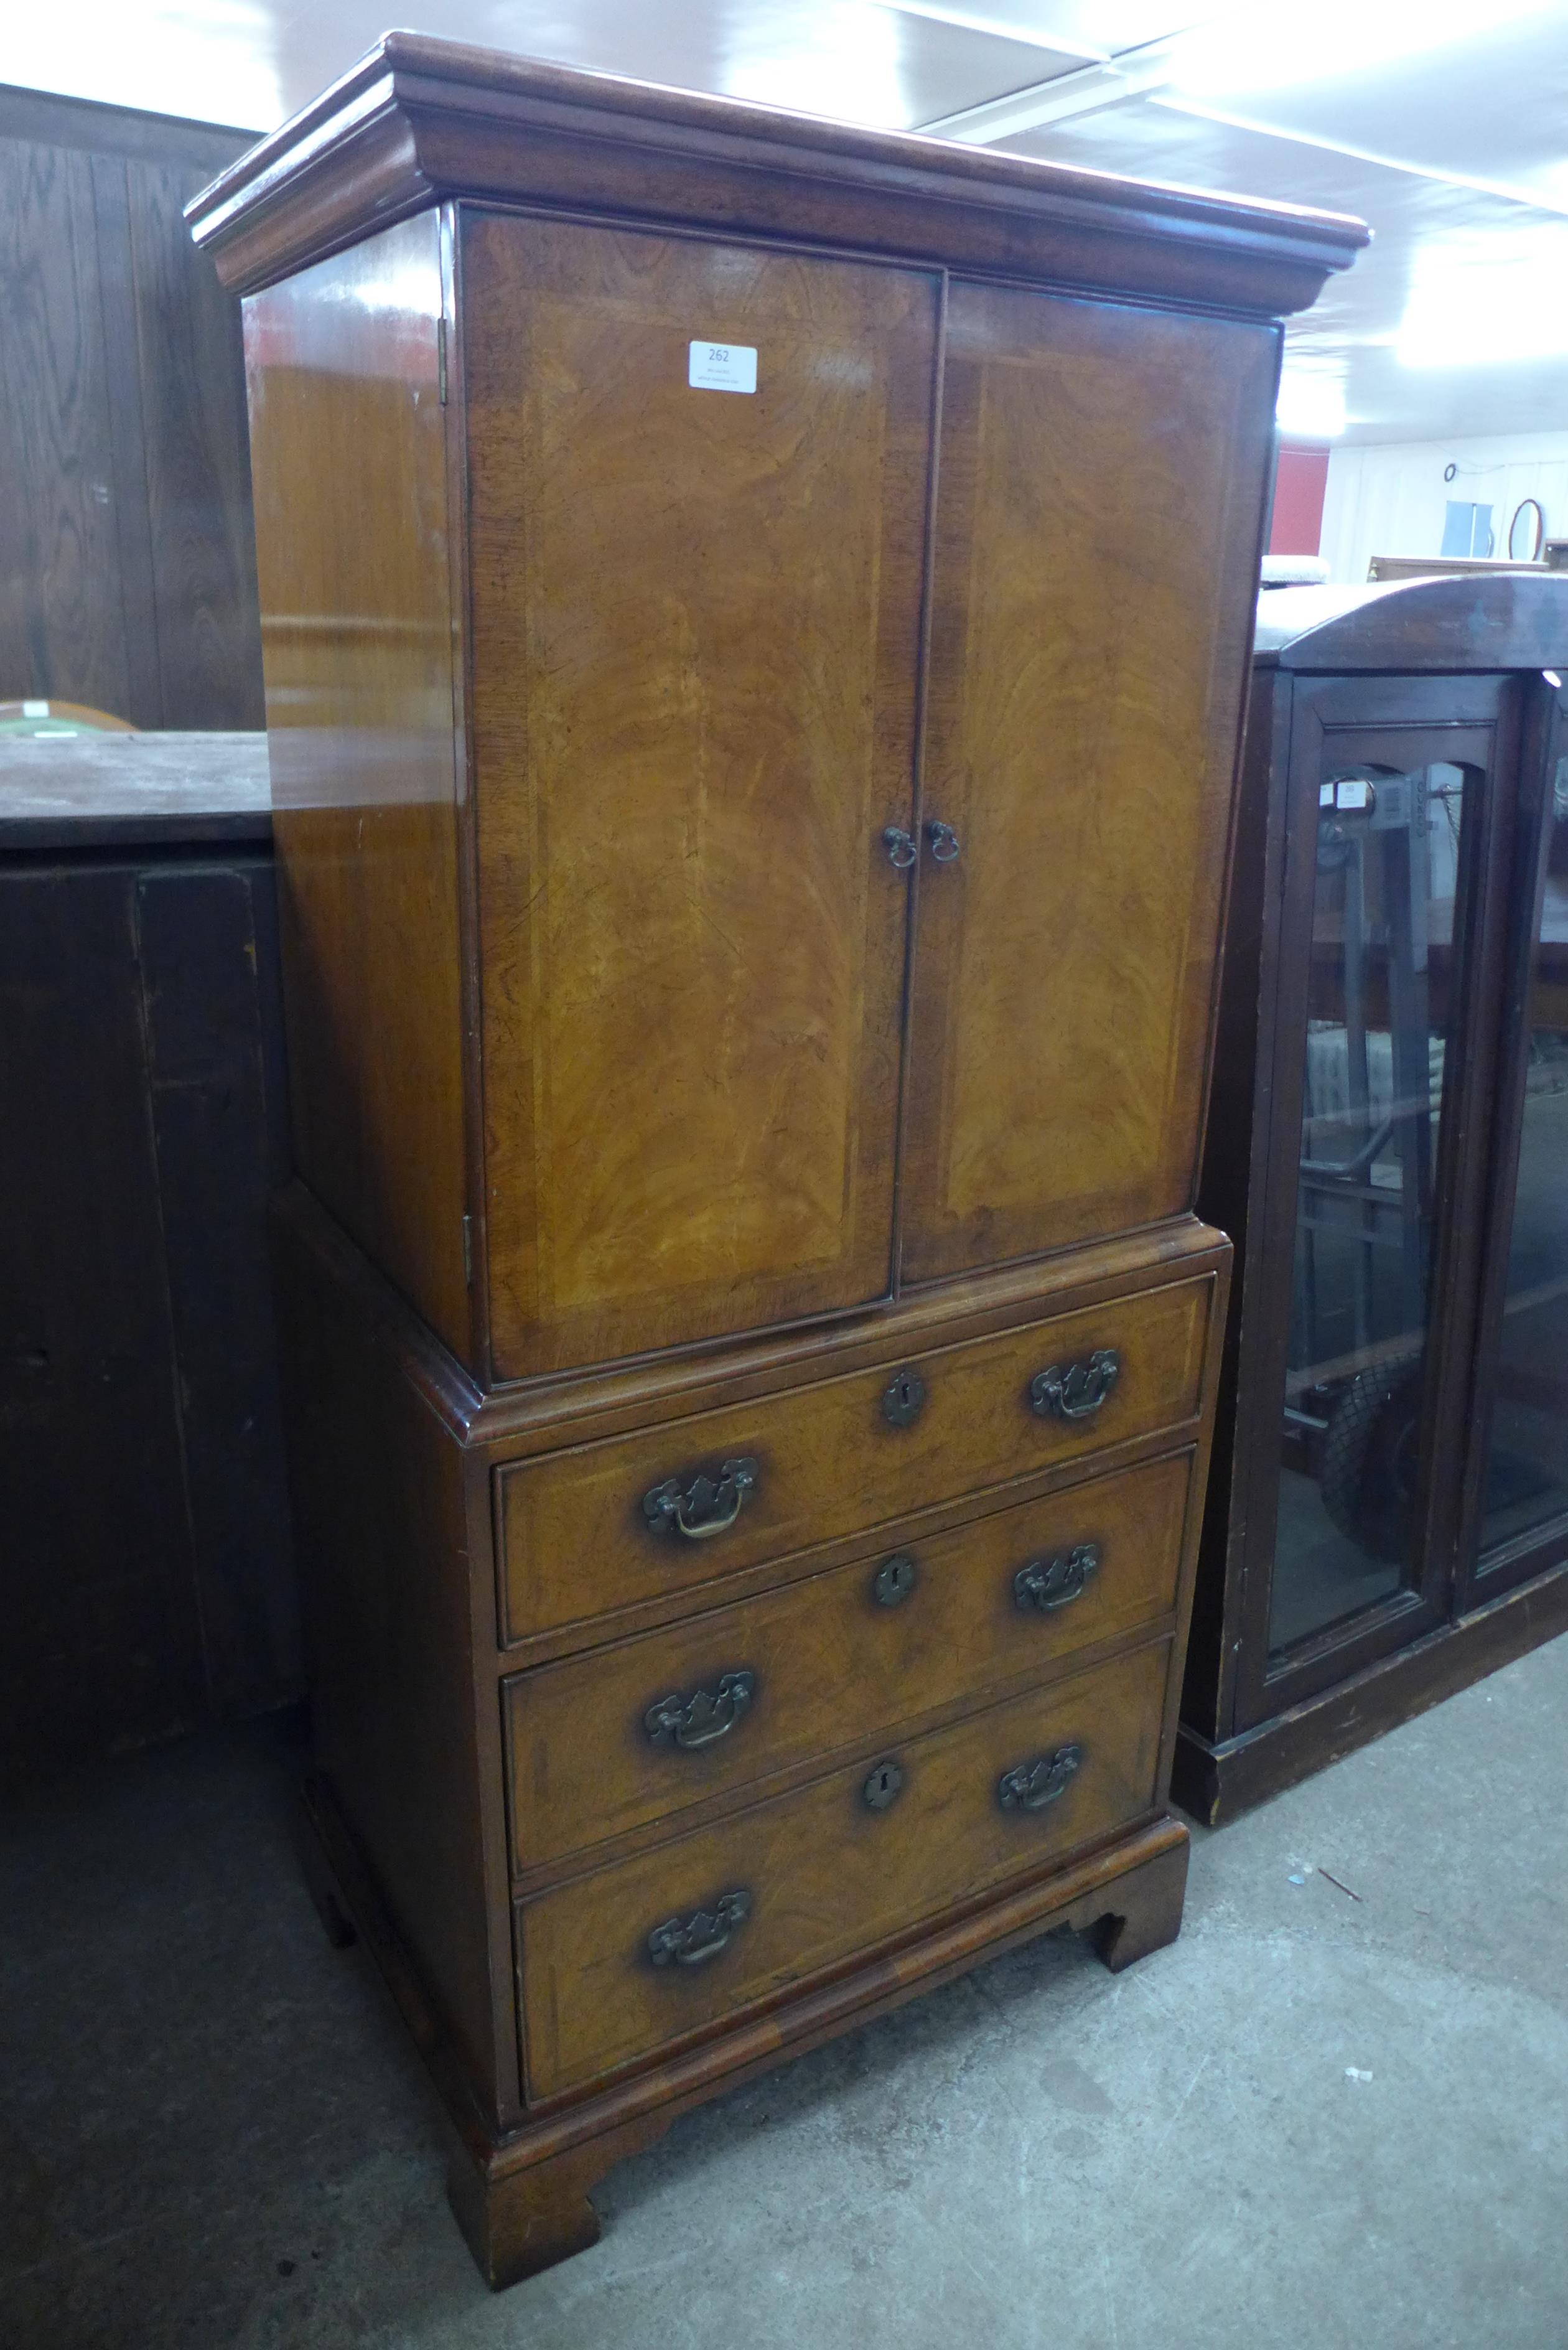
(462, 1212, 473, 1285)
(437, 316, 448, 406)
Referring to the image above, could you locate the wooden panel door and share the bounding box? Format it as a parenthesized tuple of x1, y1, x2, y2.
(900, 283, 1278, 1285)
(464, 213, 936, 1380)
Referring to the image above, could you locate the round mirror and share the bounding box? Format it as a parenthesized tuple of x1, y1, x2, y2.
(1508, 497, 1544, 561)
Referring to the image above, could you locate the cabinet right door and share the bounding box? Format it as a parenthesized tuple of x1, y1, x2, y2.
(900, 283, 1278, 1285)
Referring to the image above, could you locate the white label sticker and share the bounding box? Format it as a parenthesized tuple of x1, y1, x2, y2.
(22, 700, 48, 717)
(689, 341, 757, 394)
(1337, 779, 1371, 810)
(1319, 783, 1335, 807)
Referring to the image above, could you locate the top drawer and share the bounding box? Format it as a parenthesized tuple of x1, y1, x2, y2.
(495, 1274, 1213, 1642)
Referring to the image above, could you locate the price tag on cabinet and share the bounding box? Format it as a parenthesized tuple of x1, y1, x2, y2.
(689, 341, 757, 394)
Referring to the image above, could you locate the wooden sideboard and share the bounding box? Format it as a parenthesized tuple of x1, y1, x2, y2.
(189, 34, 1365, 2287)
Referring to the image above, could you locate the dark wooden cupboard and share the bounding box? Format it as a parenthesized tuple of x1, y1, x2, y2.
(0, 735, 297, 1782)
(190, 32, 1363, 2287)
(1177, 574, 1568, 1821)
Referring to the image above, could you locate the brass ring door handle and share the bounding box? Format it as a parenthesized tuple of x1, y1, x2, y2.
(925, 818, 961, 863)
(643, 1456, 759, 1539)
(882, 825, 918, 869)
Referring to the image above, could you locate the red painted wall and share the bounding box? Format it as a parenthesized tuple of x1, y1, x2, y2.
(1269, 443, 1331, 556)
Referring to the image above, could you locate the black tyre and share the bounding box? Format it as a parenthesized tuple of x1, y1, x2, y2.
(1319, 1354, 1424, 1563)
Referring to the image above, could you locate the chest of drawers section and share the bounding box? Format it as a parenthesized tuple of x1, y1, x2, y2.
(274, 1093, 1230, 2285)
(484, 1237, 1227, 2120)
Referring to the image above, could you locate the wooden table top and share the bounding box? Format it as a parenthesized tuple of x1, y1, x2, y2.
(0, 732, 272, 851)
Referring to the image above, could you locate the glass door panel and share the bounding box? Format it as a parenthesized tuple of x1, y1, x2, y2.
(1267, 760, 1480, 1653)
(1475, 754, 1568, 1554)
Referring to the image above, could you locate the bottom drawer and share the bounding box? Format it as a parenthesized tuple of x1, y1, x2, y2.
(516, 1639, 1169, 2101)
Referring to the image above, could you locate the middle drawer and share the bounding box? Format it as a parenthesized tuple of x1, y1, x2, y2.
(504, 1447, 1192, 1874)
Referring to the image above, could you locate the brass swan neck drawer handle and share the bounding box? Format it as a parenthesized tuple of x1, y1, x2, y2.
(1014, 1542, 1101, 1613)
(643, 1456, 759, 1539)
(882, 825, 918, 870)
(1028, 1349, 1121, 1422)
(924, 818, 961, 863)
(997, 1743, 1083, 1812)
(647, 1889, 752, 1968)
(645, 1670, 757, 1751)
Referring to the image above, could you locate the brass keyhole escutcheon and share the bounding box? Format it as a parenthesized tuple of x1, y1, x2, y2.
(882, 1367, 926, 1428)
(872, 1551, 918, 1607)
(863, 1758, 905, 1811)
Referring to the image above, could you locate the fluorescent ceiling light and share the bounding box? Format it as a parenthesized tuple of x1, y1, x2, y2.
(1276, 371, 1347, 439)
(1397, 227, 1568, 368)
(1170, 0, 1559, 100)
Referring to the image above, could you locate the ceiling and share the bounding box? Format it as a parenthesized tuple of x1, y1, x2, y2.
(12, 1, 1568, 444)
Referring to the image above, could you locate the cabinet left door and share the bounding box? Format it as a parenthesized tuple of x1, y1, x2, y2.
(463, 213, 937, 1380)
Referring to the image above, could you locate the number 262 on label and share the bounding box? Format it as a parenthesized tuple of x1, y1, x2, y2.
(688, 341, 758, 394)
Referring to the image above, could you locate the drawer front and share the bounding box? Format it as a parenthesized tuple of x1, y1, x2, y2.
(505, 1450, 1192, 1871)
(497, 1274, 1211, 1641)
(516, 1641, 1168, 2099)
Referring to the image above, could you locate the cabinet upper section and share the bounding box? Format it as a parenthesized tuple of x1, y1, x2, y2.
(229, 46, 1365, 1389)
(188, 32, 1366, 317)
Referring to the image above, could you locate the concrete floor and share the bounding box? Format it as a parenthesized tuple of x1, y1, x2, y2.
(4, 1639, 1567, 2350)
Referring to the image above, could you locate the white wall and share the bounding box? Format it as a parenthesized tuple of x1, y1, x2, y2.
(1320, 431, 1568, 585)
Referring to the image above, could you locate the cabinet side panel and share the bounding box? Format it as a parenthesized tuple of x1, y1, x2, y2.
(245, 213, 470, 1362)
(903, 286, 1277, 1282)
(273, 1214, 500, 2110)
(464, 212, 935, 1380)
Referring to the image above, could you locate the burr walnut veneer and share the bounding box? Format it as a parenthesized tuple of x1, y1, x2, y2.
(191, 35, 1364, 2287)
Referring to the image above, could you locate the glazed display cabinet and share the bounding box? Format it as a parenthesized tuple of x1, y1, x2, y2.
(1178, 574, 1568, 1821)
(189, 35, 1361, 2286)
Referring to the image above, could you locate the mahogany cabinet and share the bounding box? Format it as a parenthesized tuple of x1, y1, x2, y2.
(189, 34, 1362, 2285)
(1178, 574, 1568, 1821)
